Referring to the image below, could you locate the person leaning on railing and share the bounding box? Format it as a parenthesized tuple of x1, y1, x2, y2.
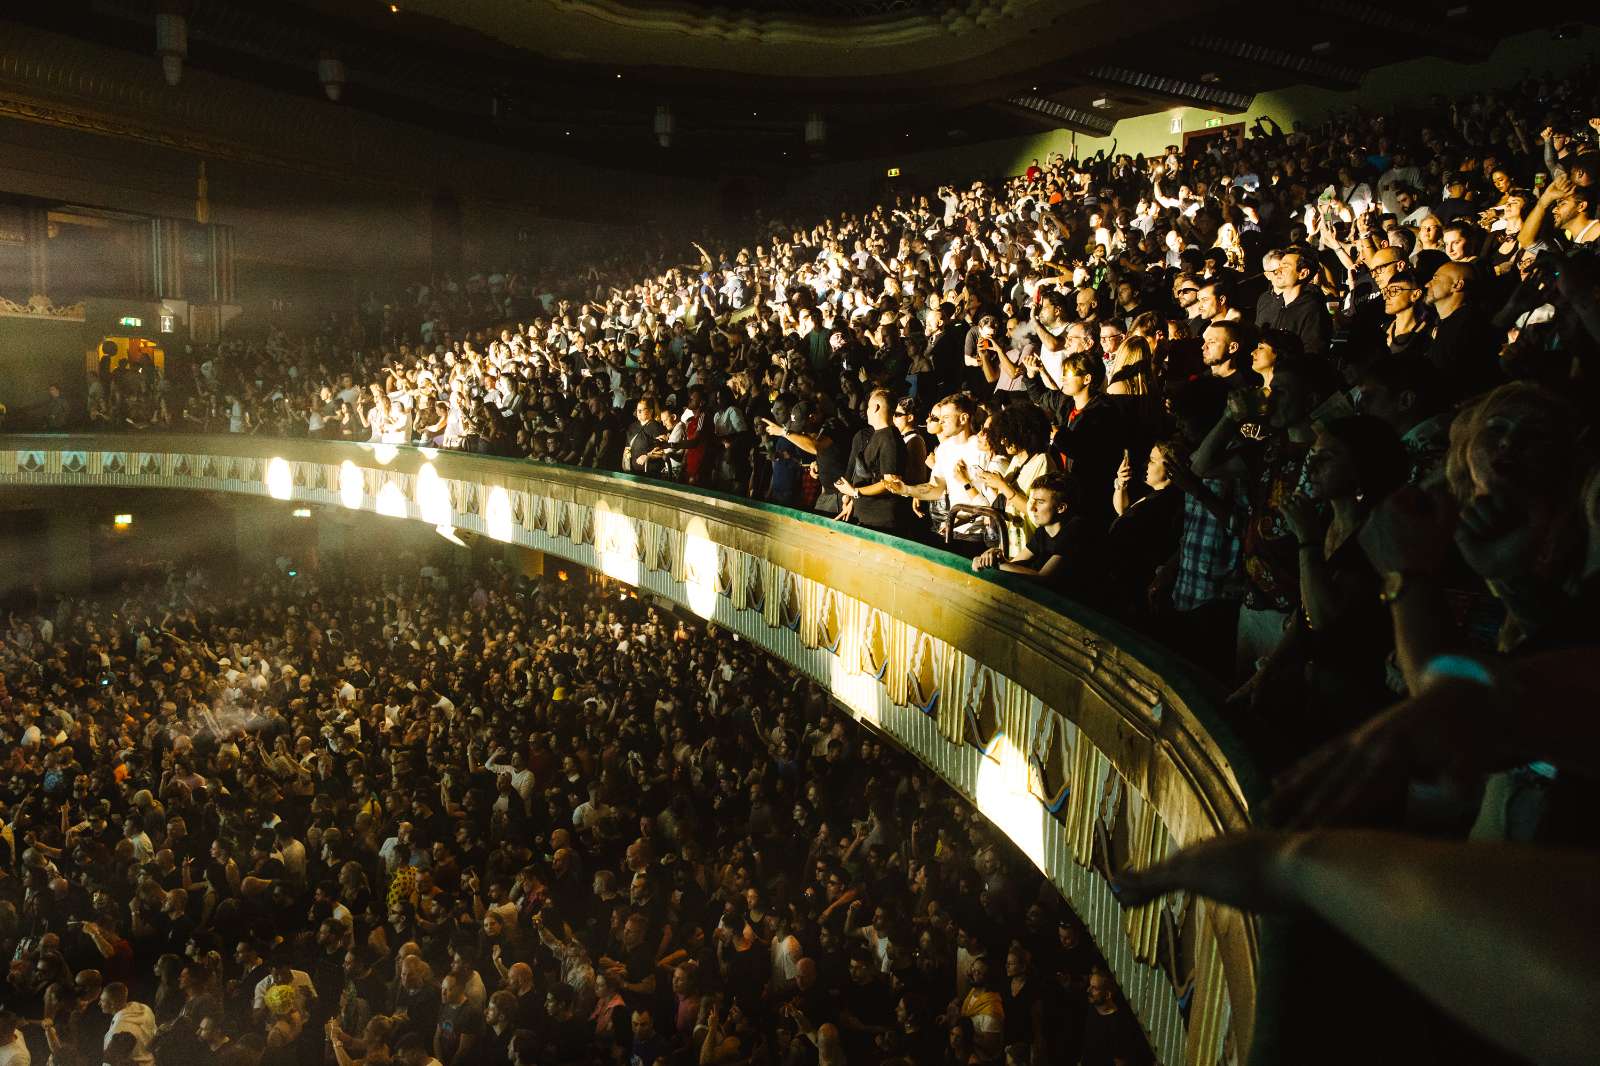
(1118, 645, 1600, 1066)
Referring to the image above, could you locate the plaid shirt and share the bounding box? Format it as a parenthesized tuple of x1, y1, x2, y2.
(1171, 476, 1243, 612)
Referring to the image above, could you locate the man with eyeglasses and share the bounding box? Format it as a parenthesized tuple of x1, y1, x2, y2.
(1096, 321, 1126, 380)
(1345, 244, 1415, 347)
(1252, 249, 1285, 325)
(1035, 311, 1096, 396)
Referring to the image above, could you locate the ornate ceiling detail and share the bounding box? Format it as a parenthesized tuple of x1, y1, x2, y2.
(542, 0, 1047, 46)
(384, 0, 1072, 78)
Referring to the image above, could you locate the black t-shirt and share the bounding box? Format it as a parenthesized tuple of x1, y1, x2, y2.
(840, 977, 894, 1059)
(1002, 975, 1050, 1046)
(436, 999, 484, 1061)
(482, 1023, 517, 1066)
(391, 982, 441, 1043)
(585, 410, 627, 469)
(1025, 517, 1106, 604)
(1079, 1003, 1144, 1066)
(812, 416, 854, 514)
(1425, 307, 1501, 400)
(622, 941, 657, 1011)
(546, 1015, 590, 1064)
(847, 426, 908, 530)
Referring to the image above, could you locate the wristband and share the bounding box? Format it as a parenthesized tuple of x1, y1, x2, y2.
(1418, 653, 1495, 689)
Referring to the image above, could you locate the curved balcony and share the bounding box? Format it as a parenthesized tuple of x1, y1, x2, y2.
(0, 433, 1263, 1064)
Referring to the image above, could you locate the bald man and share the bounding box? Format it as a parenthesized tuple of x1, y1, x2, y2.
(501, 962, 543, 1030)
(1422, 260, 1498, 398)
(786, 957, 835, 1030)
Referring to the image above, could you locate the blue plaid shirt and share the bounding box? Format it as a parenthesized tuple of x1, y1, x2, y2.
(1171, 477, 1243, 612)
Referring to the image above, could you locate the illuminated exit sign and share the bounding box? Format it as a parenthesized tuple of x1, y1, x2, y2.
(1204, 118, 1223, 128)
(886, 167, 901, 177)
(118, 315, 143, 327)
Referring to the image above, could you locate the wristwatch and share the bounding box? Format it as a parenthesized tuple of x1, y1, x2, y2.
(1378, 570, 1413, 605)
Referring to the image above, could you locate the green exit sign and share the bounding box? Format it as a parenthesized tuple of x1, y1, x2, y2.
(1204, 118, 1223, 129)
(118, 316, 143, 328)
(886, 167, 901, 178)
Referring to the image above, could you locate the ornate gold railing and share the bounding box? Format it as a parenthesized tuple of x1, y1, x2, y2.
(0, 434, 1261, 1065)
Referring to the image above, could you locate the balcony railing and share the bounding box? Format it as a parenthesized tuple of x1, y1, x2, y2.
(0, 433, 1264, 1065)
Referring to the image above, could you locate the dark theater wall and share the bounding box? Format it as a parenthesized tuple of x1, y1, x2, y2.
(0, 20, 716, 311)
(0, 314, 101, 427)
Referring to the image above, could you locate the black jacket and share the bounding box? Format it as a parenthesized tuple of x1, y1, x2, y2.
(1257, 287, 1332, 354)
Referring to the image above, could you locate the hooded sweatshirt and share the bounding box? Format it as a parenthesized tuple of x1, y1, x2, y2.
(106, 1002, 158, 1066)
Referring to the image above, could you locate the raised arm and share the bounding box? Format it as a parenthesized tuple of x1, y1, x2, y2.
(1118, 830, 1600, 1066)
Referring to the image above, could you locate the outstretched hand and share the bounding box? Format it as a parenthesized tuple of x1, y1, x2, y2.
(1115, 831, 1304, 912)
(1265, 677, 1508, 830)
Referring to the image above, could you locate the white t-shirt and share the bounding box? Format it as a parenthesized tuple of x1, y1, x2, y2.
(930, 434, 988, 513)
(0, 1032, 31, 1066)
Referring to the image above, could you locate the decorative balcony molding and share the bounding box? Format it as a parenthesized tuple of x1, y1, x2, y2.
(0, 293, 86, 321)
(0, 434, 1262, 1066)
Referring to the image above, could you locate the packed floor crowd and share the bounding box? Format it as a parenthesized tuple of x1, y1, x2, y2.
(0, 555, 1145, 1066)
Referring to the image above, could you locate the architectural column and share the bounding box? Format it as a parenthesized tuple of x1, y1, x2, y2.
(24, 205, 48, 299)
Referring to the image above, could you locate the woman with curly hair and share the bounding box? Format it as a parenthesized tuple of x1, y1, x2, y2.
(971, 402, 1059, 560)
